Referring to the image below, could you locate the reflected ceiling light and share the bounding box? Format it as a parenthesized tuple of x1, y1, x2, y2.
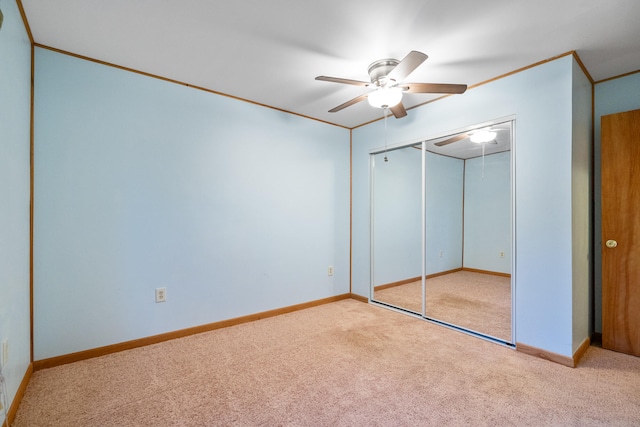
(470, 129, 497, 143)
(367, 87, 403, 109)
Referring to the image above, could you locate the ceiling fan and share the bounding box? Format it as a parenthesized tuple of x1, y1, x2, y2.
(315, 51, 467, 119)
(434, 126, 506, 147)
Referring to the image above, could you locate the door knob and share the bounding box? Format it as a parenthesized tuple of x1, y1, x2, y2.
(605, 239, 618, 248)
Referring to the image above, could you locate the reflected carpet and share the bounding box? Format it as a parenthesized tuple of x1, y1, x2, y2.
(374, 271, 511, 340)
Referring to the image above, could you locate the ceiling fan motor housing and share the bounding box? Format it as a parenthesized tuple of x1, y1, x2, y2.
(368, 59, 399, 86)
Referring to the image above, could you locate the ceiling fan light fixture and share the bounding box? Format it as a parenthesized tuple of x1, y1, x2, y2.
(470, 130, 497, 143)
(367, 87, 403, 109)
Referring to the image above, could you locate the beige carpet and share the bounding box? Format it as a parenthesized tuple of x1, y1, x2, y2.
(14, 299, 640, 426)
(375, 271, 511, 340)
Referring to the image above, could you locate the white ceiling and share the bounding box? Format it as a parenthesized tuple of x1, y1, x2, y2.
(19, 0, 640, 129)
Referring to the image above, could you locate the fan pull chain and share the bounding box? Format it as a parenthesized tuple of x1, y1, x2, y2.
(383, 108, 389, 162)
(481, 142, 485, 179)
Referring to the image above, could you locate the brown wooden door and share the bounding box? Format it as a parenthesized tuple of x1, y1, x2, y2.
(601, 108, 640, 357)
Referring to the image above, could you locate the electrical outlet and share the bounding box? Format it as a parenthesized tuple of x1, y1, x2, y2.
(327, 266, 334, 276)
(439, 250, 444, 258)
(500, 251, 505, 258)
(155, 287, 166, 303)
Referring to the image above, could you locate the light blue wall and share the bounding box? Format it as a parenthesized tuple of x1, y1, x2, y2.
(463, 151, 511, 274)
(0, 0, 32, 414)
(372, 147, 512, 288)
(372, 148, 422, 286)
(20, 41, 602, 365)
(593, 71, 640, 333)
(426, 152, 464, 274)
(571, 58, 592, 351)
(354, 55, 583, 356)
(33, 48, 350, 359)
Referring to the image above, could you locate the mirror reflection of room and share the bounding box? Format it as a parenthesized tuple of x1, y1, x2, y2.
(372, 144, 423, 314)
(372, 121, 513, 343)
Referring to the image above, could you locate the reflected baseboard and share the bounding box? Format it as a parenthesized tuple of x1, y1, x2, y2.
(374, 268, 470, 291)
(374, 276, 422, 291)
(462, 267, 511, 277)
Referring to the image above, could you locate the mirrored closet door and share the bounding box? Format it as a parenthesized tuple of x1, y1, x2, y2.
(371, 143, 424, 314)
(370, 119, 514, 344)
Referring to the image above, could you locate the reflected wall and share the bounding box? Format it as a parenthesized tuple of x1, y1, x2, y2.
(372, 146, 422, 313)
